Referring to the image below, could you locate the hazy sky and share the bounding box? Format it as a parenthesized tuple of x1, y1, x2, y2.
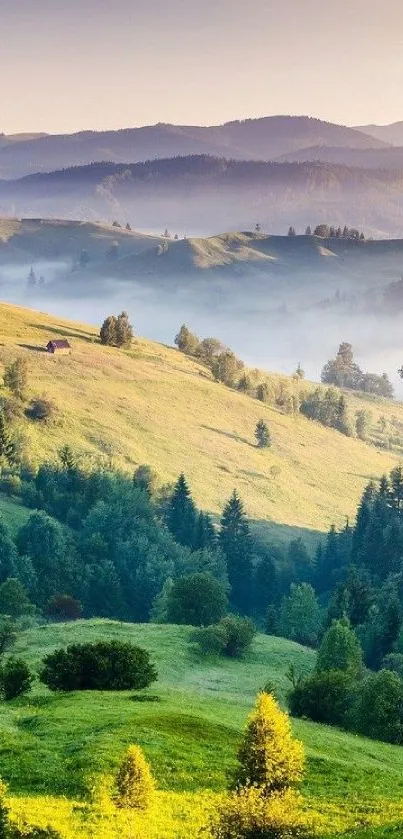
(1, 0, 403, 134)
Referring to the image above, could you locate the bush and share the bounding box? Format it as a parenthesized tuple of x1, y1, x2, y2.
(193, 623, 229, 655)
(220, 616, 256, 658)
(1, 657, 33, 700)
(45, 595, 83, 622)
(348, 669, 403, 744)
(114, 745, 155, 809)
(40, 641, 157, 692)
(25, 397, 56, 423)
(193, 616, 255, 658)
(288, 669, 353, 727)
(210, 788, 315, 839)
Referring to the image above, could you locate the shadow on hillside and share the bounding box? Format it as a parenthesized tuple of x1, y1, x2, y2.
(18, 343, 47, 353)
(251, 518, 323, 552)
(201, 424, 253, 447)
(28, 323, 95, 342)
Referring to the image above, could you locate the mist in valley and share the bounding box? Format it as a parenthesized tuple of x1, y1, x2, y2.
(2, 255, 403, 398)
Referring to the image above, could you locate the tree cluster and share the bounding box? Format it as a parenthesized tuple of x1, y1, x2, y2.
(321, 342, 393, 398)
(289, 618, 403, 745)
(100, 311, 133, 348)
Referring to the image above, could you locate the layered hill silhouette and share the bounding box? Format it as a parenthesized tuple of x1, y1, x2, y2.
(0, 116, 385, 179)
(1, 156, 403, 236)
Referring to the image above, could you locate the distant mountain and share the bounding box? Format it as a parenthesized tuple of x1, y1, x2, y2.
(0, 116, 385, 179)
(278, 144, 403, 169)
(1, 156, 403, 237)
(356, 122, 403, 146)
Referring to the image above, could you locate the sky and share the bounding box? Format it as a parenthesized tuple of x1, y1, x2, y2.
(1, 0, 403, 134)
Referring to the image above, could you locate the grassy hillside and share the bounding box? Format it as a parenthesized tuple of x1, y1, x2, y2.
(0, 302, 402, 545)
(2, 620, 403, 838)
(1, 303, 403, 544)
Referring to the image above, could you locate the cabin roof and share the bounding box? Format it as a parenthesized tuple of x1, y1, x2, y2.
(47, 339, 71, 349)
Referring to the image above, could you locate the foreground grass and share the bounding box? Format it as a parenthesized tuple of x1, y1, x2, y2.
(0, 303, 402, 545)
(2, 621, 403, 836)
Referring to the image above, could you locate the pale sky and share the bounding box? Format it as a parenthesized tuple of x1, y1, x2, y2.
(1, 0, 403, 134)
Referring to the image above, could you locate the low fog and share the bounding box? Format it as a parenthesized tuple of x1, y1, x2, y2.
(1, 256, 403, 399)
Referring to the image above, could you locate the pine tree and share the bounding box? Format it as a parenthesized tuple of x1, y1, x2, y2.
(100, 315, 118, 346)
(114, 745, 155, 809)
(194, 511, 217, 552)
(220, 491, 253, 614)
(255, 420, 271, 448)
(305, 226, 312, 236)
(116, 311, 133, 347)
(3, 357, 28, 400)
(27, 266, 37, 287)
(0, 413, 16, 466)
(166, 473, 197, 549)
(235, 692, 305, 795)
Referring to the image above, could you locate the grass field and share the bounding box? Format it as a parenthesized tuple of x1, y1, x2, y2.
(2, 621, 403, 837)
(0, 302, 402, 548)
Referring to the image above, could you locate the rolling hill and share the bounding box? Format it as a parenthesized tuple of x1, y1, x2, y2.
(2, 619, 403, 838)
(0, 301, 402, 547)
(1, 156, 403, 237)
(0, 116, 385, 180)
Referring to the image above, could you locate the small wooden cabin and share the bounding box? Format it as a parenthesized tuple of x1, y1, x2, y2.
(46, 339, 72, 355)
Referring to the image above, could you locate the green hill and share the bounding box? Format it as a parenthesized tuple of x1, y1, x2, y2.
(0, 301, 402, 545)
(2, 620, 403, 838)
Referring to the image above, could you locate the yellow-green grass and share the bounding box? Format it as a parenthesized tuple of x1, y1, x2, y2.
(2, 621, 403, 837)
(0, 302, 402, 544)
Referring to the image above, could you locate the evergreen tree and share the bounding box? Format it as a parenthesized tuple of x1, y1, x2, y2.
(166, 473, 197, 549)
(220, 492, 253, 614)
(316, 619, 363, 677)
(3, 357, 28, 400)
(116, 311, 133, 347)
(305, 226, 312, 236)
(100, 315, 118, 346)
(278, 583, 321, 647)
(114, 745, 155, 809)
(193, 511, 217, 552)
(0, 412, 16, 466)
(255, 419, 271, 448)
(235, 692, 305, 794)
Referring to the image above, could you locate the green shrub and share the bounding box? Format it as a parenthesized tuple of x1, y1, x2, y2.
(348, 669, 403, 744)
(25, 396, 56, 423)
(220, 616, 256, 658)
(192, 623, 229, 655)
(40, 641, 157, 692)
(194, 615, 255, 658)
(1, 657, 33, 700)
(45, 595, 83, 622)
(288, 669, 353, 727)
